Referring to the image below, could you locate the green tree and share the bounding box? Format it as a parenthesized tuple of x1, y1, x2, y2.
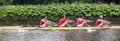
(0, 0, 13, 5)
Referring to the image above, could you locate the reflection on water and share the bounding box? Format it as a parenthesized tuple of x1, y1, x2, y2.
(0, 29, 120, 41)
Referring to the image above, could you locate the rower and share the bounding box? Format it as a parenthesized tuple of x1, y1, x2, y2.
(58, 15, 70, 27)
(39, 16, 49, 27)
(95, 15, 111, 27)
(76, 15, 92, 27)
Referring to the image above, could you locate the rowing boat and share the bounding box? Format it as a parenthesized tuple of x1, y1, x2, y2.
(0, 26, 119, 30)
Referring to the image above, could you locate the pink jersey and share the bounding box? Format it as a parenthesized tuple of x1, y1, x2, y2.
(76, 18, 83, 25)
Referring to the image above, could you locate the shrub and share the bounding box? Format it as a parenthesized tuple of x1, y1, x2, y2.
(0, 3, 120, 21)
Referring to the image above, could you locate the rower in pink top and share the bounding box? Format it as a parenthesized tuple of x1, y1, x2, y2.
(40, 16, 49, 27)
(58, 15, 69, 27)
(95, 15, 111, 27)
(76, 15, 92, 27)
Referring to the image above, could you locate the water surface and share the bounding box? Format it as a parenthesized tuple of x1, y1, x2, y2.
(0, 29, 120, 41)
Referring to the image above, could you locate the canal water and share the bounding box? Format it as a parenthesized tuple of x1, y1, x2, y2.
(0, 29, 120, 41)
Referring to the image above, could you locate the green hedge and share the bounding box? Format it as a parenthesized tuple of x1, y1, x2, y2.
(0, 0, 92, 5)
(0, 3, 120, 21)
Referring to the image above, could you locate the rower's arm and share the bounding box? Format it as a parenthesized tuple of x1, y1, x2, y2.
(85, 22, 91, 27)
(41, 19, 48, 24)
(84, 20, 91, 27)
(100, 19, 111, 24)
(65, 20, 71, 27)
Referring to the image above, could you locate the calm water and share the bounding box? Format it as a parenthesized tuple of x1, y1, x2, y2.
(0, 29, 120, 41)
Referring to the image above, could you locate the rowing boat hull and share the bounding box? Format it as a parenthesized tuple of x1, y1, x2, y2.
(0, 26, 119, 30)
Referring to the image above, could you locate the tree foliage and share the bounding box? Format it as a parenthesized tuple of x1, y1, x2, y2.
(0, 3, 120, 21)
(0, 0, 120, 5)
